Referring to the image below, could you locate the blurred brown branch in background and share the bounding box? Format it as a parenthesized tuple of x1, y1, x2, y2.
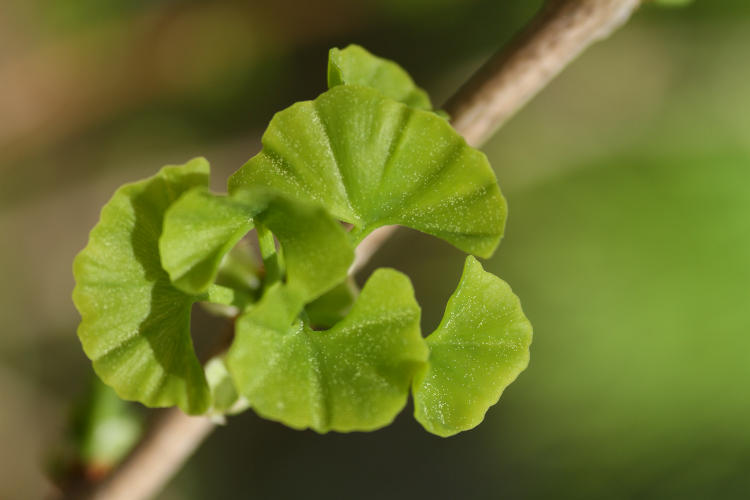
(0, 1, 366, 167)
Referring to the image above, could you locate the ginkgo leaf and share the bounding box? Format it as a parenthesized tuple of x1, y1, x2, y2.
(160, 187, 354, 304)
(247, 190, 354, 302)
(199, 241, 261, 317)
(228, 85, 506, 258)
(304, 278, 358, 330)
(412, 256, 533, 437)
(160, 188, 255, 296)
(327, 44, 432, 110)
(205, 356, 249, 416)
(213, 239, 261, 294)
(73, 158, 212, 415)
(227, 269, 429, 433)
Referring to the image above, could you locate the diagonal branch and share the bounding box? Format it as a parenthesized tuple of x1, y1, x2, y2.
(72, 1, 641, 498)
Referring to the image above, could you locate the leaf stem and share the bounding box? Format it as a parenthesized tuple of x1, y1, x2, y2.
(68, 1, 642, 498)
(256, 223, 282, 289)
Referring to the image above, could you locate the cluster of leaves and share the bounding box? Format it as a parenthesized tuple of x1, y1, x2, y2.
(73, 45, 532, 437)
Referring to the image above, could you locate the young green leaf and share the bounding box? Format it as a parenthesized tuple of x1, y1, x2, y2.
(412, 256, 532, 437)
(159, 188, 255, 296)
(205, 356, 249, 416)
(227, 269, 429, 433)
(200, 240, 261, 316)
(73, 158, 212, 415)
(304, 278, 358, 330)
(213, 239, 261, 294)
(229, 85, 506, 258)
(248, 190, 354, 302)
(327, 44, 432, 110)
(160, 187, 354, 303)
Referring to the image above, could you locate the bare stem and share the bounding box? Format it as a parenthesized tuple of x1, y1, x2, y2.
(445, 0, 641, 147)
(75, 1, 640, 498)
(80, 410, 215, 500)
(353, 0, 640, 273)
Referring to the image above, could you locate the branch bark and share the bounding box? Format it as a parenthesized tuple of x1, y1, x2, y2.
(82, 411, 215, 500)
(445, 0, 640, 147)
(74, 1, 641, 498)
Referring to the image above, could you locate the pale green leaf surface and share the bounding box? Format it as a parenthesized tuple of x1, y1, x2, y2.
(304, 278, 358, 330)
(161, 187, 353, 304)
(327, 44, 432, 110)
(73, 158, 212, 415)
(204, 283, 248, 310)
(251, 192, 354, 302)
(227, 269, 428, 433)
(229, 85, 506, 258)
(160, 188, 254, 296)
(205, 356, 242, 415)
(413, 256, 532, 437)
(213, 239, 261, 294)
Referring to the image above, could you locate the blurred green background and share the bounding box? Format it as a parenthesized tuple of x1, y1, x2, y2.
(1, 1, 749, 498)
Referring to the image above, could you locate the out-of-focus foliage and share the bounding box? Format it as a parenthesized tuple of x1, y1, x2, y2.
(228, 270, 428, 433)
(71, 376, 142, 471)
(486, 150, 750, 498)
(205, 357, 246, 416)
(653, 0, 693, 7)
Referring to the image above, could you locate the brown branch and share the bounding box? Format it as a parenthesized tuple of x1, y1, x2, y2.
(75, 1, 641, 498)
(353, 0, 641, 273)
(445, 0, 641, 147)
(80, 411, 215, 500)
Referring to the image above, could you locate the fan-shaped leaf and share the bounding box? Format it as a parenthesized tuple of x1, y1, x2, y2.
(247, 190, 354, 302)
(200, 240, 261, 317)
(73, 158, 212, 415)
(229, 85, 506, 258)
(304, 278, 358, 330)
(412, 256, 532, 437)
(227, 269, 428, 433)
(205, 356, 248, 416)
(159, 188, 255, 296)
(160, 188, 354, 304)
(327, 44, 432, 110)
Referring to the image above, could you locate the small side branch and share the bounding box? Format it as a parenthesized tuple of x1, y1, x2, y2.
(73, 1, 641, 498)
